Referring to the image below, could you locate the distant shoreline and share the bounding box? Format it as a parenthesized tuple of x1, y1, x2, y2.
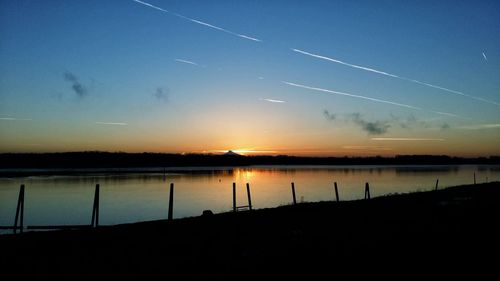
(1, 152, 499, 170)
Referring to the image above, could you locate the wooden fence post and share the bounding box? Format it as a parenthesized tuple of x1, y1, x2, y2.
(291, 182, 297, 205)
(14, 184, 25, 234)
(246, 183, 253, 210)
(233, 182, 237, 212)
(168, 183, 174, 220)
(334, 182, 339, 202)
(91, 184, 100, 228)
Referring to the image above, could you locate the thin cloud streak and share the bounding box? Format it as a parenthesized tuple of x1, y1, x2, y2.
(95, 122, 128, 126)
(133, 0, 261, 42)
(0, 117, 32, 121)
(175, 59, 198, 66)
(283, 81, 421, 110)
(342, 145, 393, 151)
(371, 137, 445, 141)
(260, 98, 286, 103)
(292, 48, 499, 106)
(458, 124, 500, 130)
(430, 111, 463, 119)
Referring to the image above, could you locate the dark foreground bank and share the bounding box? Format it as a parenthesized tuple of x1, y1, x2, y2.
(1, 182, 499, 279)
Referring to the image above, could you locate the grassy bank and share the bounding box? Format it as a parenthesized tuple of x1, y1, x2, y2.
(1, 182, 499, 279)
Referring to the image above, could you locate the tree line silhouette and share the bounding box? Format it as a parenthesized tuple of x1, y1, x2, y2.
(0, 152, 499, 169)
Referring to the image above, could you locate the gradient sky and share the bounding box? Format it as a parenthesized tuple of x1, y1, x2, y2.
(1, 0, 499, 156)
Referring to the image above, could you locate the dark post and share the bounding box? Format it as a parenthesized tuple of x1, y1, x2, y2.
(334, 182, 339, 202)
(91, 184, 100, 228)
(168, 183, 174, 220)
(246, 183, 253, 210)
(233, 182, 237, 212)
(364, 182, 371, 200)
(291, 182, 297, 205)
(474, 172, 476, 185)
(435, 179, 439, 191)
(14, 184, 25, 234)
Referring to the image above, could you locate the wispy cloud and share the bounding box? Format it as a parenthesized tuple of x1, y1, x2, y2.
(371, 137, 445, 141)
(391, 114, 427, 129)
(153, 87, 169, 103)
(283, 81, 421, 110)
(350, 113, 390, 135)
(482, 52, 488, 62)
(391, 114, 451, 131)
(324, 111, 390, 135)
(95, 122, 128, 126)
(440, 123, 450, 130)
(0, 117, 32, 121)
(260, 98, 286, 103)
(133, 0, 261, 42)
(458, 123, 500, 130)
(292, 48, 499, 106)
(63, 71, 88, 98)
(174, 58, 198, 66)
(323, 110, 336, 121)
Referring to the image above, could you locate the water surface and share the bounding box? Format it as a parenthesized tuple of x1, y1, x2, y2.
(1, 165, 498, 233)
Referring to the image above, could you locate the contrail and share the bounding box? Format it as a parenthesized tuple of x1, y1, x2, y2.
(292, 48, 398, 78)
(482, 52, 488, 62)
(175, 59, 198, 66)
(95, 122, 128, 126)
(292, 48, 499, 106)
(282, 81, 421, 110)
(132, 0, 261, 42)
(371, 137, 445, 141)
(260, 98, 286, 103)
(283, 81, 464, 118)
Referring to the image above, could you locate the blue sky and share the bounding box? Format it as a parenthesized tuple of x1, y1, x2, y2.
(1, 0, 499, 155)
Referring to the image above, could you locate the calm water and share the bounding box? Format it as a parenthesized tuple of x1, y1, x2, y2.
(1, 165, 498, 233)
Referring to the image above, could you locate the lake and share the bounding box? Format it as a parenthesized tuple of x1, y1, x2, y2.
(1, 165, 498, 233)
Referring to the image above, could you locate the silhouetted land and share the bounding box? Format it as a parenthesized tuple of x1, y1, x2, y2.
(1, 182, 499, 279)
(1, 152, 499, 170)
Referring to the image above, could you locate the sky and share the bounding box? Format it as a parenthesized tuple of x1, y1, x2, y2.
(1, 0, 499, 156)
